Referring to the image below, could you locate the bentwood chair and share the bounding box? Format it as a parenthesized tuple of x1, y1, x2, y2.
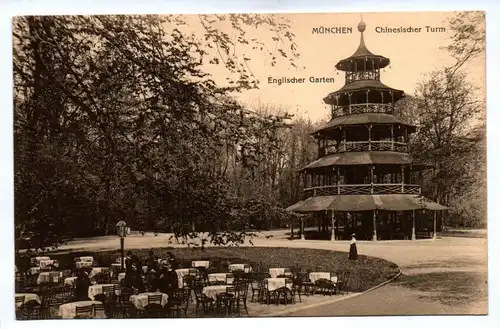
(336, 270, 351, 295)
(94, 303, 105, 317)
(234, 281, 249, 315)
(75, 305, 94, 319)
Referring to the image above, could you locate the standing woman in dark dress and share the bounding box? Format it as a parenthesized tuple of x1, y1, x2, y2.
(348, 233, 358, 260)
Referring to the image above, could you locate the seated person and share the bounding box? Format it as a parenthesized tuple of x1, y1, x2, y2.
(159, 261, 178, 297)
(74, 270, 91, 301)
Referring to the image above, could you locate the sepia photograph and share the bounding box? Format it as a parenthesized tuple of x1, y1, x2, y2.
(12, 10, 486, 320)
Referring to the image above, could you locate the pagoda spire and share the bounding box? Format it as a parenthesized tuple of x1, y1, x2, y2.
(351, 17, 373, 58)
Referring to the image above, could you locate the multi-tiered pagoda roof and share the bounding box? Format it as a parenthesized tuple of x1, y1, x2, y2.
(287, 18, 446, 241)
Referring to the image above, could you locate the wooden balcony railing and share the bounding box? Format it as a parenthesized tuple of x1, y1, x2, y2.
(332, 103, 394, 117)
(320, 141, 408, 155)
(303, 183, 421, 198)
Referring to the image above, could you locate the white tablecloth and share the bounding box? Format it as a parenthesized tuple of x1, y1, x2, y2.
(15, 293, 41, 309)
(76, 261, 93, 269)
(64, 276, 77, 286)
(58, 301, 106, 319)
(269, 268, 289, 278)
(228, 264, 252, 273)
(265, 278, 292, 291)
(39, 260, 58, 269)
(78, 256, 94, 263)
(31, 256, 50, 265)
(88, 267, 110, 279)
(203, 285, 232, 300)
(88, 284, 120, 300)
(192, 260, 210, 268)
(129, 293, 169, 310)
(29, 267, 41, 275)
(36, 271, 62, 284)
(309, 272, 332, 284)
(208, 273, 234, 284)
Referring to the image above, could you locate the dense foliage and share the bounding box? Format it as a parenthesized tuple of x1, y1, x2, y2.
(13, 15, 310, 251)
(398, 12, 486, 228)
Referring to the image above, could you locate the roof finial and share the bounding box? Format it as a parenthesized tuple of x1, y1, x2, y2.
(358, 13, 366, 33)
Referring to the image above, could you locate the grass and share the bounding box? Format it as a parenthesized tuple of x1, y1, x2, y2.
(397, 271, 488, 306)
(46, 247, 399, 292)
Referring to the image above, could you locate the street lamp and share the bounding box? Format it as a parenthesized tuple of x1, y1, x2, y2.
(115, 220, 128, 271)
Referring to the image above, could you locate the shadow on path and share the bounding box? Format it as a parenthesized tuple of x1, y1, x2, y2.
(393, 270, 488, 307)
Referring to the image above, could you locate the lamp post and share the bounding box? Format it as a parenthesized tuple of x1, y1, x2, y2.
(116, 220, 128, 271)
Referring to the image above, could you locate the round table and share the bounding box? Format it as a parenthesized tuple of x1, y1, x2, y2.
(58, 301, 106, 319)
(202, 285, 232, 300)
(29, 267, 41, 275)
(36, 271, 62, 284)
(228, 264, 252, 273)
(76, 261, 93, 269)
(192, 260, 210, 268)
(78, 256, 94, 263)
(88, 284, 120, 300)
(129, 292, 169, 310)
(39, 259, 58, 269)
(64, 276, 78, 286)
(208, 273, 234, 284)
(264, 278, 292, 291)
(88, 267, 110, 279)
(269, 268, 289, 278)
(309, 272, 332, 284)
(31, 256, 50, 265)
(15, 293, 41, 310)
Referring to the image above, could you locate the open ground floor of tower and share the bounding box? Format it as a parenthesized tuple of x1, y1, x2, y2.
(292, 210, 443, 241)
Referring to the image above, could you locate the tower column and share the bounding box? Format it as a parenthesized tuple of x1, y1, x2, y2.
(368, 124, 372, 151)
(370, 165, 374, 194)
(372, 210, 377, 241)
(342, 128, 346, 151)
(411, 209, 416, 241)
(390, 124, 394, 150)
(401, 165, 404, 192)
(433, 210, 437, 240)
(300, 217, 305, 240)
(331, 210, 336, 241)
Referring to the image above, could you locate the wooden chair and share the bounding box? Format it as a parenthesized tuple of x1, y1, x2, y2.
(117, 291, 133, 318)
(291, 277, 303, 302)
(336, 270, 351, 295)
(234, 281, 249, 315)
(250, 279, 263, 302)
(144, 294, 164, 318)
(225, 273, 235, 284)
(147, 294, 162, 305)
(165, 288, 190, 318)
(75, 305, 93, 318)
(15, 295, 25, 304)
(217, 286, 236, 316)
(102, 285, 115, 297)
(193, 285, 214, 316)
(15, 295, 25, 319)
(94, 303, 105, 317)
